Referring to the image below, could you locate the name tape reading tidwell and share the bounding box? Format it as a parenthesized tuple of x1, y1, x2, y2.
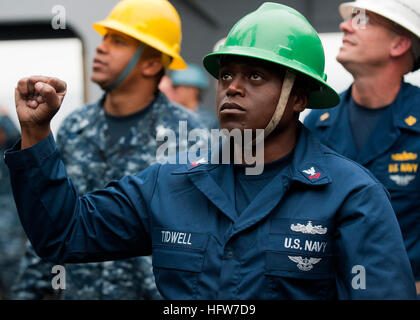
(163, 304, 256, 318)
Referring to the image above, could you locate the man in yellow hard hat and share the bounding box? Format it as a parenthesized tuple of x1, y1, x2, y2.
(304, 0, 420, 296)
(12, 0, 203, 300)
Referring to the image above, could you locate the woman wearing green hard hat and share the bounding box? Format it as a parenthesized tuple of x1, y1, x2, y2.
(6, 2, 416, 299)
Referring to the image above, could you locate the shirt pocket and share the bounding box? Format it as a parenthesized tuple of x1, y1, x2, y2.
(371, 151, 420, 192)
(152, 229, 209, 299)
(264, 218, 335, 299)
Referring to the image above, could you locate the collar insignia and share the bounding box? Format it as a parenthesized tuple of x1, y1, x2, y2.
(302, 167, 321, 180)
(320, 112, 330, 122)
(190, 158, 207, 167)
(405, 115, 417, 126)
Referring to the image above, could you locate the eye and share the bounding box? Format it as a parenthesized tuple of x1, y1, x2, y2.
(250, 72, 263, 80)
(220, 72, 232, 81)
(110, 36, 126, 45)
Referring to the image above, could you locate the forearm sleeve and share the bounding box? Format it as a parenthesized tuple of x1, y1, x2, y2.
(5, 133, 156, 264)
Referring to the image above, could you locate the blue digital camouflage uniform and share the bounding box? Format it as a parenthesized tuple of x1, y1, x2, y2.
(5, 125, 417, 299)
(12, 91, 204, 299)
(0, 114, 25, 299)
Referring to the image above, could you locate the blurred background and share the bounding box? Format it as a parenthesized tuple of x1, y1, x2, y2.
(0, 0, 419, 132)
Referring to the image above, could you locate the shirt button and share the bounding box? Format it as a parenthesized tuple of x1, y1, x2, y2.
(226, 251, 234, 259)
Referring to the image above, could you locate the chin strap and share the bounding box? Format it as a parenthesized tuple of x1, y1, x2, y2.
(105, 44, 145, 92)
(263, 70, 296, 139)
(244, 69, 296, 150)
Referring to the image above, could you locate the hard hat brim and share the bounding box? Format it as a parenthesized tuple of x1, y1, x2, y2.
(339, 1, 420, 38)
(93, 20, 187, 70)
(203, 48, 340, 109)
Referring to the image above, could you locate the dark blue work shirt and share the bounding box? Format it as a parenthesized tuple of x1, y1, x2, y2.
(348, 100, 389, 152)
(304, 82, 420, 282)
(104, 95, 155, 146)
(5, 125, 417, 299)
(234, 152, 292, 215)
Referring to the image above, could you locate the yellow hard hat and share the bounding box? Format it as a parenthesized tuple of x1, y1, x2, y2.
(93, 0, 186, 70)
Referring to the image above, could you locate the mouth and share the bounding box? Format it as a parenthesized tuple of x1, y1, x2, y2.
(220, 102, 246, 113)
(341, 38, 355, 46)
(93, 58, 107, 69)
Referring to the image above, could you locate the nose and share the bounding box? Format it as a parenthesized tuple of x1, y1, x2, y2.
(339, 18, 355, 33)
(226, 75, 245, 97)
(96, 38, 109, 55)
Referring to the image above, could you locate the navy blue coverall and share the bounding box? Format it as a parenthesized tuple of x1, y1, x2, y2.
(5, 125, 417, 299)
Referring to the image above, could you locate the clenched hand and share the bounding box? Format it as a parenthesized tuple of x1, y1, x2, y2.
(15, 76, 67, 149)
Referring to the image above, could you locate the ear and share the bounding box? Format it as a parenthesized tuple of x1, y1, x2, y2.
(291, 88, 308, 113)
(390, 35, 412, 58)
(141, 57, 164, 78)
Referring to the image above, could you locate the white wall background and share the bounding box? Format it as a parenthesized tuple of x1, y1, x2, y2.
(0, 38, 84, 135)
(0, 0, 119, 124)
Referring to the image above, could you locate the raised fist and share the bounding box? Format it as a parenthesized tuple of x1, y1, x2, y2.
(15, 76, 67, 128)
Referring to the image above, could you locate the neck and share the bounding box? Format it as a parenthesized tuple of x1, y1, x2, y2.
(262, 121, 299, 163)
(349, 64, 403, 108)
(104, 79, 156, 116)
(228, 121, 298, 168)
(184, 100, 199, 111)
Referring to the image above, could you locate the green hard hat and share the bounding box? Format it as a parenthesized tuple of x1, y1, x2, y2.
(203, 2, 340, 109)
